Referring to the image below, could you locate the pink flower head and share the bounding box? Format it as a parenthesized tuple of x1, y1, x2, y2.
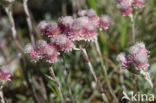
(133, 53, 149, 69)
(129, 42, 148, 55)
(78, 9, 99, 25)
(36, 39, 47, 49)
(58, 16, 74, 34)
(38, 21, 48, 35)
(69, 16, 97, 42)
(29, 49, 40, 60)
(51, 34, 74, 52)
(86, 9, 97, 17)
(133, 0, 145, 8)
(0, 66, 11, 83)
(117, 42, 149, 70)
(117, 0, 133, 16)
(24, 43, 40, 61)
(43, 44, 58, 63)
(58, 16, 74, 29)
(38, 21, 61, 37)
(69, 17, 89, 41)
(117, 53, 128, 68)
(98, 15, 111, 30)
(74, 16, 89, 27)
(82, 23, 97, 42)
(129, 42, 149, 69)
(36, 39, 48, 55)
(69, 17, 93, 41)
(86, 9, 99, 25)
(46, 21, 61, 37)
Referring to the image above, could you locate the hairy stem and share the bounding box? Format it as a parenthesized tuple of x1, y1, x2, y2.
(23, 0, 35, 46)
(49, 66, 66, 103)
(4, 5, 39, 103)
(80, 48, 108, 103)
(95, 40, 118, 103)
(130, 14, 136, 43)
(130, 14, 137, 93)
(4, 6, 21, 56)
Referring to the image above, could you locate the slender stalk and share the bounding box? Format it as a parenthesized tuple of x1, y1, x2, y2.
(95, 40, 118, 103)
(80, 48, 108, 103)
(61, 54, 76, 103)
(48, 66, 66, 103)
(0, 88, 5, 103)
(129, 14, 136, 43)
(4, 6, 21, 57)
(129, 14, 137, 93)
(4, 5, 39, 103)
(23, 0, 35, 46)
(39, 78, 48, 101)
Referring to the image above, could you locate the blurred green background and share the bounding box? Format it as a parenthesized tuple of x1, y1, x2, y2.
(0, 0, 156, 103)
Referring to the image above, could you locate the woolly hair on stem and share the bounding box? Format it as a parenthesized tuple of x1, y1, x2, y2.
(95, 40, 118, 103)
(23, 0, 35, 46)
(80, 48, 108, 103)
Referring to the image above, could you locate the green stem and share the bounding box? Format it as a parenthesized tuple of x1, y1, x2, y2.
(95, 40, 118, 103)
(4, 4, 39, 103)
(129, 13, 138, 93)
(130, 14, 136, 43)
(80, 48, 108, 103)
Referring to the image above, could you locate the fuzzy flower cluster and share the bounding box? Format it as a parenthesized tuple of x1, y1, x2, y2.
(0, 66, 11, 85)
(24, 41, 59, 63)
(25, 9, 111, 63)
(117, 42, 149, 70)
(117, 0, 145, 16)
